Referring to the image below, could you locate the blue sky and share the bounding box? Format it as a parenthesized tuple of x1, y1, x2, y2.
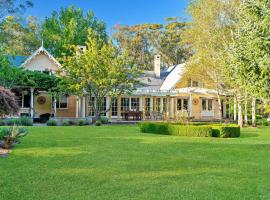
(21, 0, 189, 32)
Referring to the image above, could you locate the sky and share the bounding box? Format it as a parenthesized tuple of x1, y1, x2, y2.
(20, 0, 190, 32)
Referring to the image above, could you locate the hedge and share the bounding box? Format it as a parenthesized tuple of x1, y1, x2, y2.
(138, 122, 240, 138)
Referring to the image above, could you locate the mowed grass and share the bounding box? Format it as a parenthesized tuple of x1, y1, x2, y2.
(0, 126, 270, 200)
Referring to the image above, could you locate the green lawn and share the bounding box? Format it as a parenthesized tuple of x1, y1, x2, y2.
(1, 126, 270, 200)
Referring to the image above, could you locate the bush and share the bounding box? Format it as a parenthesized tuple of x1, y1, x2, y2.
(212, 125, 240, 138)
(62, 120, 71, 126)
(100, 116, 109, 124)
(1, 126, 28, 149)
(138, 122, 240, 138)
(0, 128, 9, 139)
(138, 122, 212, 137)
(78, 119, 89, 126)
(20, 116, 33, 126)
(6, 118, 20, 126)
(95, 120, 101, 126)
(46, 119, 58, 126)
(0, 119, 6, 126)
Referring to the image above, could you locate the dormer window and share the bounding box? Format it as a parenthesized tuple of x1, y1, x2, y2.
(188, 79, 199, 87)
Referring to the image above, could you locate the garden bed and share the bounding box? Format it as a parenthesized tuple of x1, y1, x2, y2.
(138, 122, 240, 138)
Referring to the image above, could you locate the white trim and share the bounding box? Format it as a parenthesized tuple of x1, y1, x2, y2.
(21, 46, 62, 69)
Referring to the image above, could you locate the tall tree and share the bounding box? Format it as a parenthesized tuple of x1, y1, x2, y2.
(0, 15, 40, 55)
(182, 0, 240, 121)
(41, 6, 107, 58)
(61, 30, 139, 119)
(113, 18, 188, 69)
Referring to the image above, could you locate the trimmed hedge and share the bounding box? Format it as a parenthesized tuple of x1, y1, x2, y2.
(138, 122, 240, 138)
(138, 122, 212, 137)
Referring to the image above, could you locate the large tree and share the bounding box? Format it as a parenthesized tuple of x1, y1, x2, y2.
(228, 0, 270, 126)
(41, 6, 107, 58)
(113, 18, 188, 70)
(61, 30, 140, 119)
(182, 0, 240, 121)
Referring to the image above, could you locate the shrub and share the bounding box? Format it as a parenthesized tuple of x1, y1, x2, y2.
(62, 120, 71, 126)
(78, 119, 89, 126)
(67, 120, 78, 126)
(95, 120, 101, 126)
(100, 116, 109, 124)
(46, 119, 58, 126)
(20, 116, 33, 126)
(0, 128, 9, 139)
(0, 87, 19, 117)
(212, 125, 240, 138)
(139, 122, 212, 137)
(0, 119, 6, 126)
(6, 118, 20, 126)
(1, 126, 28, 149)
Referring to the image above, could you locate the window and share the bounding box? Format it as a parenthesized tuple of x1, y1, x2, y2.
(56, 95, 68, 109)
(112, 97, 118, 116)
(131, 98, 140, 111)
(156, 98, 161, 112)
(163, 98, 167, 112)
(121, 98, 130, 112)
(99, 97, 107, 116)
(88, 97, 95, 116)
(145, 98, 151, 112)
(192, 81, 199, 87)
(177, 98, 188, 111)
(202, 99, 213, 111)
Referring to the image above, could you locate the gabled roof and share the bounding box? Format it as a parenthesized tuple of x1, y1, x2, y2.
(160, 64, 185, 91)
(21, 46, 62, 68)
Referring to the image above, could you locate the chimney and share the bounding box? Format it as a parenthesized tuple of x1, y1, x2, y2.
(154, 54, 161, 78)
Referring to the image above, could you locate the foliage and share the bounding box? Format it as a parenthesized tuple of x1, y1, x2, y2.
(0, 16, 40, 55)
(42, 5, 107, 59)
(78, 119, 89, 126)
(211, 125, 240, 138)
(174, 110, 190, 125)
(100, 116, 109, 124)
(19, 116, 33, 126)
(95, 120, 101, 126)
(0, 86, 19, 117)
(1, 126, 28, 149)
(46, 119, 58, 126)
(61, 29, 140, 118)
(228, 0, 270, 99)
(113, 18, 189, 69)
(0, 0, 33, 21)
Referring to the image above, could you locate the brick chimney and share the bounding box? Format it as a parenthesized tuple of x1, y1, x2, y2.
(154, 54, 161, 78)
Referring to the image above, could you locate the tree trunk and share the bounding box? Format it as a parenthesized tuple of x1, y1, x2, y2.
(217, 94, 222, 121)
(244, 93, 248, 125)
(252, 97, 256, 127)
(238, 101, 243, 128)
(234, 96, 237, 121)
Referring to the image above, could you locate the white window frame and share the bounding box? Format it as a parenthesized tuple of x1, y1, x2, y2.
(56, 95, 68, 109)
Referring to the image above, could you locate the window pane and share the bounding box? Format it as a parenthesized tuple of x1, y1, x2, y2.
(202, 99, 207, 111)
(121, 98, 130, 111)
(163, 98, 167, 112)
(177, 99, 182, 110)
(192, 81, 199, 87)
(131, 98, 139, 111)
(23, 93, 30, 108)
(183, 99, 188, 110)
(88, 97, 95, 116)
(156, 98, 161, 112)
(112, 97, 118, 116)
(145, 98, 150, 112)
(208, 99, 213, 111)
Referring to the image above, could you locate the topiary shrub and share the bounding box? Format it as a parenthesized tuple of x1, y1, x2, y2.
(212, 125, 240, 138)
(67, 120, 78, 126)
(46, 119, 58, 126)
(174, 125, 212, 137)
(78, 119, 89, 126)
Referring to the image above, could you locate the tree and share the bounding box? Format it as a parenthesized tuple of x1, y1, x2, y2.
(0, 0, 33, 21)
(41, 6, 107, 59)
(0, 86, 19, 117)
(228, 0, 270, 127)
(182, 0, 240, 122)
(0, 16, 40, 55)
(113, 18, 188, 69)
(61, 30, 140, 119)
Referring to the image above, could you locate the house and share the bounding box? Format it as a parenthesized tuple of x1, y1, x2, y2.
(9, 46, 230, 121)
